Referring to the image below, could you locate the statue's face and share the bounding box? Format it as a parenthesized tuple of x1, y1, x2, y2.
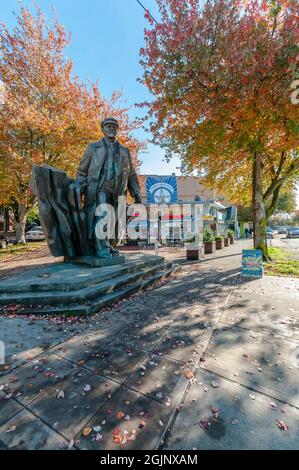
(102, 123, 118, 140)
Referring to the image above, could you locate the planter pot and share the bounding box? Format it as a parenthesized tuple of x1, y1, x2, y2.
(230, 237, 234, 244)
(186, 243, 203, 261)
(216, 239, 224, 250)
(224, 238, 230, 247)
(204, 241, 216, 254)
(186, 249, 200, 260)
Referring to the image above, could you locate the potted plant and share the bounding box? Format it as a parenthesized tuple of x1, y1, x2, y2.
(227, 229, 234, 244)
(215, 234, 224, 250)
(185, 232, 203, 260)
(203, 229, 216, 254)
(222, 230, 229, 247)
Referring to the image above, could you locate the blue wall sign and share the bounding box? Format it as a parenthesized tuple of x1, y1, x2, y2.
(242, 249, 263, 278)
(146, 176, 178, 204)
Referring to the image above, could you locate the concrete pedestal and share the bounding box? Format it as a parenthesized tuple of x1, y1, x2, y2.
(66, 255, 125, 267)
(0, 253, 178, 316)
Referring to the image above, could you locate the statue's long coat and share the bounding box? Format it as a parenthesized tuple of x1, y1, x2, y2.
(76, 138, 141, 239)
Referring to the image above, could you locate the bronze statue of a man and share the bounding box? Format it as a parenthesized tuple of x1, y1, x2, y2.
(73, 117, 141, 258)
(31, 117, 141, 264)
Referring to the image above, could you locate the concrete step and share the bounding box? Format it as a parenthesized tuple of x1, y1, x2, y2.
(0, 261, 171, 306)
(0, 265, 179, 316)
(0, 254, 164, 294)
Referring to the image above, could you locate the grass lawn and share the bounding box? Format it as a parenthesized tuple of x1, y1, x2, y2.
(0, 241, 46, 259)
(264, 246, 299, 277)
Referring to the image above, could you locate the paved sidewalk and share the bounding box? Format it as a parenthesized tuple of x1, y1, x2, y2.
(0, 240, 298, 450)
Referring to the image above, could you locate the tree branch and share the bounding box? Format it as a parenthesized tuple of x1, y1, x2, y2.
(266, 183, 282, 218)
(264, 155, 298, 200)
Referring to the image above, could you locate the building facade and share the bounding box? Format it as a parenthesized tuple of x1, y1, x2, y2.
(127, 174, 237, 243)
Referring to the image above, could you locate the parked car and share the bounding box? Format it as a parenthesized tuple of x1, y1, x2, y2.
(266, 227, 274, 239)
(286, 227, 299, 238)
(25, 221, 38, 232)
(276, 226, 287, 234)
(26, 226, 45, 241)
(0, 235, 9, 249)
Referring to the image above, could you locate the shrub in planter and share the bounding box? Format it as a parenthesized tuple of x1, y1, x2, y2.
(185, 232, 203, 260)
(203, 230, 216, 254)
(215, 235, 224, 250)
(227, 229, 234, 244)
(203, 229, 214, 243)
(224, 237, 230, 247)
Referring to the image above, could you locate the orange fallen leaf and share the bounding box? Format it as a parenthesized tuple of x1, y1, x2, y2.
(116, 411, 125, 420)
(183, 369, 194, 380)
(113, 435, 122, 444)
(82, 427, 92, 437)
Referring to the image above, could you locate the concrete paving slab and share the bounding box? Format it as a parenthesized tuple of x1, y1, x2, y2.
(125, 353, 187, 407)
(76, 385, 172, 450)
(0, 354, 77, 405)
(133, 302, 186, 326)
(165, 369, 299, 450)
(82, 342, 148, 382)
(234, 276, 299, 302)
(0, 316, 78, 373)
(0, 409, 69, 450)
(28, 368, 119, 440)
(0, 391, 25, 426)
(153, 328, 209, 364)
(51, 330, 117, 364)
(115, 321, 170, 352)
(153, 307, 220, 365)
(222, 298, 299, 340)
(201, 324, 299, 407)
(175, 304, 221, 320)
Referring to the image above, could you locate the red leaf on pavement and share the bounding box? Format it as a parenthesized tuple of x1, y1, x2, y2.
(183, 369, 194, 380)
(276, 420, 289, 431)
(199, 418, 210, 429)
(116, 411, 125, 420)
(112, 427, 121, 436)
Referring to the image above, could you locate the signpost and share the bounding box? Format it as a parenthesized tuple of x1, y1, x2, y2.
(242, 249, 263, 278)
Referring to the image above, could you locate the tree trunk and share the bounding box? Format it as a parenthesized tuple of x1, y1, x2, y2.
(15, 202, 28, 244)
(4, 208, 10, 232)
(252, 153, 269, 261)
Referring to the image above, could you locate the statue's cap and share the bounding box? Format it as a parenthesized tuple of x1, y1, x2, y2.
(101, 117, 119, 128)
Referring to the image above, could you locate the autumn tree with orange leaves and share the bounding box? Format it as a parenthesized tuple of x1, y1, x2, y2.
(0, 5, 142, 243)
(140, 0, 299, 259)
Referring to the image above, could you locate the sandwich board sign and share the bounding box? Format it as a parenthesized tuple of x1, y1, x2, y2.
(242, 249, 263, 278)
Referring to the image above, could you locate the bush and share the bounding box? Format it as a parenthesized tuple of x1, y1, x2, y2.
(203, 229, 215, 243)
(27, 205, 40, 225)
(184, 232, 201, 244)
(227, 229, 235, 238)
(215, 235, 223, 241)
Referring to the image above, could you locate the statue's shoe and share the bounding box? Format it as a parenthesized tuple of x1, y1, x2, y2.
(110, 247, 120, 256)
(97, 249, 113, 258)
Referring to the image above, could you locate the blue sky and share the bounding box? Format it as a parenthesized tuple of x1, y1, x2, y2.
(0, 0, 181, 175)
(1, 0, 298, 207)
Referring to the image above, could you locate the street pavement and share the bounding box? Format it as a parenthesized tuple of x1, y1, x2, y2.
(271, 234, 299, 260)
(0, 239, 298, 450)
